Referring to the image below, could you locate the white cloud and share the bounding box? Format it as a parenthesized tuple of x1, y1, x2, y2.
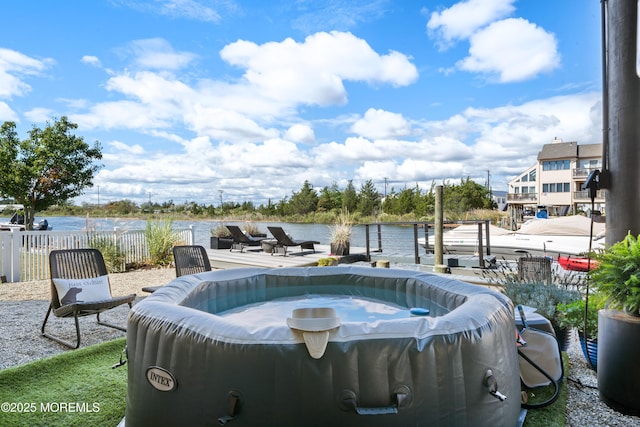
(157, 0, 224, 22)
(0, 48, 53, 99)
(350, 108, 411, 139)
(124, 38, 197, 70)
(427, 0, 516, 49)
(85, 91, 600, 204)
(457, 18, 561, 82)
(24, 107, 55, 123)
(220, 31, 418, 107)
(73, 33, 418, 146)
(291, 0, 389, 33)
(284, 124, 315, 143)
(109, 140, 145, 155)
(0, 101, 18, 122)
(112, 0, 229, 23)
(81, 55, 102, 67)
(187, 105, 279, 142)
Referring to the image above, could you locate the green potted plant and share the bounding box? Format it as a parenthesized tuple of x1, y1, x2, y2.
(556, 292, 605, 369)
(329, 210, 352, 256)
(210, 224, 233, 250)
(590, 232, 640, 414)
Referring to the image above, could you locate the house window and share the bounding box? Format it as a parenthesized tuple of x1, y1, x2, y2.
(542, 160, 570, 171)
(544, 182, 570, 192)
(522, 174, 528, 182)
(529, 170, 536, 181)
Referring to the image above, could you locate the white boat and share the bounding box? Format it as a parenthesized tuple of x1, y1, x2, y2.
(420, 215, 605, 260)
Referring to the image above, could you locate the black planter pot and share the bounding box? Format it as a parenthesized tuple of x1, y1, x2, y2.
(210, 236, 233, 250)
(330, 242, 350, 256)
(598, 309, 640, 415)
(552, 325, 573, 352)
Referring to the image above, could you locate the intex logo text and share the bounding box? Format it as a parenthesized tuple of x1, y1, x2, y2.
(146, 367, 177, 392)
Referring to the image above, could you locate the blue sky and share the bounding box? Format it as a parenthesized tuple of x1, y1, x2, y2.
(0, 0, 603, 207)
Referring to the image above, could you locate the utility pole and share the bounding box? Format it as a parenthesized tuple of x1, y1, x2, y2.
(384, 177, 388, 198)
(219, 190, 224, 209)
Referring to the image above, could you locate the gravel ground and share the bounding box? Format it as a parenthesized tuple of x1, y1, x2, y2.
(0, 268, 176, 369)
(1, 268, 639, 426)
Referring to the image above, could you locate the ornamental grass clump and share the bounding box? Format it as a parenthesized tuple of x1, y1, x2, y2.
(329, 209, 352, 246)
(145, 219, 179, 266)
(210, 224, 232, 238)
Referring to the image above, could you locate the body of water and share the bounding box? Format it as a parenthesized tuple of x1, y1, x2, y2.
(1, 216, 429, 258)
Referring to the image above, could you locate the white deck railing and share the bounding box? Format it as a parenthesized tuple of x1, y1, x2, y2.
(0, 227, 194, 283)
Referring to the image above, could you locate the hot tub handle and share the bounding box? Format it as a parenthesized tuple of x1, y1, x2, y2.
(339, 386, 411, 415)
(217, 391, 242, 425)
(484, 369, 507, 401)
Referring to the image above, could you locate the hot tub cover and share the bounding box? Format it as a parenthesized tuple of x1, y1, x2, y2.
(125, 266, 520, 426)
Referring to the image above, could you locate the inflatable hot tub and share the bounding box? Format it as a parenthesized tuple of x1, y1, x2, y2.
(125, 266, 520, 426)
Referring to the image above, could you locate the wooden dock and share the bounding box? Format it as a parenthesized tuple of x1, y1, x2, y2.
(206, 245, 368, 269)
(204, 245, 498, 289)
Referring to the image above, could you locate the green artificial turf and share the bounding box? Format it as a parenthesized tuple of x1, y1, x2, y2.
(522, 352, 569, 427)
(0, 338, 127, 427)
(0, 337, 567, 427)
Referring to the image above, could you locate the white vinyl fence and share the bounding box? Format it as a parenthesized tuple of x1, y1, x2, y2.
(0, 227, 194, 283)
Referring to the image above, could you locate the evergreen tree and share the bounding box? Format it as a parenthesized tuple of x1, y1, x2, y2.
(288, 180, 318, 214)
(396, 186, 416, 214)
(342, 180, 357, 213)
(317, 183, 342, 212)
(357, 179, 380, 216)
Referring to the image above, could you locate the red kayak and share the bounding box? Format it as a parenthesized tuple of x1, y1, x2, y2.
(557, 255, 598, 272)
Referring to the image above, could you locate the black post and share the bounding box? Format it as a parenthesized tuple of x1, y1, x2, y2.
(477, 222, 485, 268)
(485, 220, 491, 256)
(414, 223, 420, 264)
(365, 224, 371, 261)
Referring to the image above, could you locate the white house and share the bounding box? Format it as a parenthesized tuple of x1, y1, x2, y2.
(507, 138, 605, 218)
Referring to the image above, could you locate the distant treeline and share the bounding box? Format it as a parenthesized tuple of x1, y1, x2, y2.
(20, 178, 499, 224)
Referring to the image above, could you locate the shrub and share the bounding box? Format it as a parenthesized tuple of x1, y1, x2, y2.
(482, 260, 583, 328)
(145, 220, 178, 266)
(88, 235, 125, 273)
(556, 292, 605, 338)
(317, 257, 339, 266)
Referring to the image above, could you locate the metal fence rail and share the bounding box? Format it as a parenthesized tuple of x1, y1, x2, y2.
(0, 227, 194, 283)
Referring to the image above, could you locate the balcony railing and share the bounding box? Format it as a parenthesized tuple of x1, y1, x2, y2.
(573, 189, 606, 201)
(507, 193, 538, 202)
(573, 167, 600, 178)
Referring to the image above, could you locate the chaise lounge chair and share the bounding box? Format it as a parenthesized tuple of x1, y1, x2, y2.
(226, 225, 268, 252)
(266, 226, 320, 256)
